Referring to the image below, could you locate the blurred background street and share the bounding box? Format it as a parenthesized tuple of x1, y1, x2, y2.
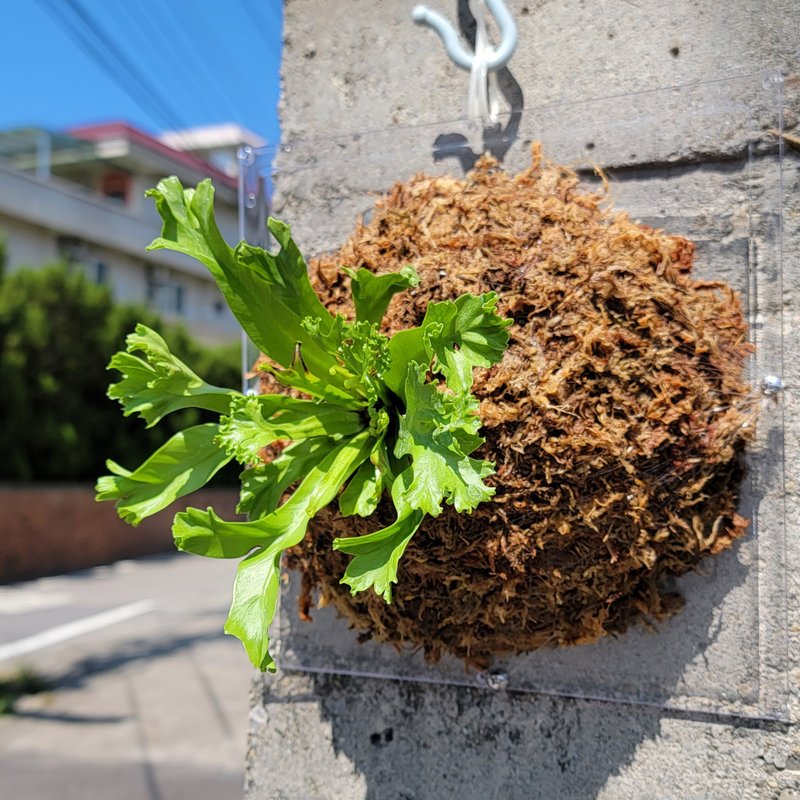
(0, 4, 282, 796)
(0, 553, 253, 799)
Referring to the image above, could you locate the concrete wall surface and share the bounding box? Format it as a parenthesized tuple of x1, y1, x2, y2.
(246, 2, 800, 798)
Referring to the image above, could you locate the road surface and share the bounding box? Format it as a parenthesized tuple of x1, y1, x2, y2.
(0, 552, 254, 799)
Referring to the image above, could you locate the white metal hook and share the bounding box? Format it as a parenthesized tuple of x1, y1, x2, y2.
(412, 0, 518, 72)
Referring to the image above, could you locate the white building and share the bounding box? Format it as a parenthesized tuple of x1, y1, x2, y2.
(0, 122, 265, 344)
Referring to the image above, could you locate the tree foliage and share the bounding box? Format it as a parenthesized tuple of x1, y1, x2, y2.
(0, 264, 240, 482)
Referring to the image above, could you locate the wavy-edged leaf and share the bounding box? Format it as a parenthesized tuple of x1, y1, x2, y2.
(107, 324, 237, 427)
(344, 264, 419, 325)
(334, 470, 423, 601)
(173, 430, 373, 671)
(225, 547, 282, 672)
(395, 363, 495, 516)
(217, 394, 364, 464)
(337, 320, 392, 402)
(146, 178, 342, 384)
(173, 506, 261, 558)
(334, 506, 425, 602)
(300, 315, 392, 404)
(238, 437, 339, 518)
(422, 292, 511, 392)
(239, 218, 332, 329)
(95, 424, 231, 526)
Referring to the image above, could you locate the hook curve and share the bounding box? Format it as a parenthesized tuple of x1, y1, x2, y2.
(412, 0, 518, 72)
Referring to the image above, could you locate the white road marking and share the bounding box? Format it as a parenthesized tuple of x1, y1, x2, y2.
(0, 600, 156, 663)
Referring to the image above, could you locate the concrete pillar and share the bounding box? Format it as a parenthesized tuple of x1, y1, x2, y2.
(245, 2, 800, 797)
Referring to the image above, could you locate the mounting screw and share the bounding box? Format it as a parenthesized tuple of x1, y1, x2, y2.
(482, 670, 509, 691)
(238, 145, 255, 166)
(761, 375, 784, 397)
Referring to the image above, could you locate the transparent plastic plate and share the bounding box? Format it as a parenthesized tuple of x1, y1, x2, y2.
(239, 71, 787, 721)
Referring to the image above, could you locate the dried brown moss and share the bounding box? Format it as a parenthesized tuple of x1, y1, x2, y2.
(272, 144, 755, 665)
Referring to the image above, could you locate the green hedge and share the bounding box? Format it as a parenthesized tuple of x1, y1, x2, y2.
(0, 265, 241, 482)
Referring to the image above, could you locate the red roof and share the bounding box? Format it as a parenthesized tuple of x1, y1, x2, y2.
(68, 121, 237, 189)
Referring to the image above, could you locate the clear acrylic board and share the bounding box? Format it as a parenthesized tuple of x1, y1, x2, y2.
(239, 72, 787, 720)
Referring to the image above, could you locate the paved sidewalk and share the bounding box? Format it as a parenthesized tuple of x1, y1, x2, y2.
(0, 552, 254, 799)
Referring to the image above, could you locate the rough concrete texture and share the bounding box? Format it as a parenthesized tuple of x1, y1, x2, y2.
(278, 0, 798, 141)
(246, 673, 797, 800)
(246, 2, 800, 797)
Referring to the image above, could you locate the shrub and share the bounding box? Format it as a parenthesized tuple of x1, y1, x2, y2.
(0, 264, 240, 482)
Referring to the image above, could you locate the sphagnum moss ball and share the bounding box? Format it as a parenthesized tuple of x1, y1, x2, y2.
(277, 145, 753, 665)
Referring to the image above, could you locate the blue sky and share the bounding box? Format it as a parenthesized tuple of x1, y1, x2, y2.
(1, 0, 282, 145)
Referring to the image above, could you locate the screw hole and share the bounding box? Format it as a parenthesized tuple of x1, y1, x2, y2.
(370, 728, 394, 746)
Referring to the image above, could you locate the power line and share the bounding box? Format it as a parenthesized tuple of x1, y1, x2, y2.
(239, 0, 281, 60)
(32, 0, 280, 143)
(153, 0, 246, 127)
(115, 0, 233, 136)
(33, 0, 142, 114)
(61, 0, 186, 130)
(34, 0, 186, 131)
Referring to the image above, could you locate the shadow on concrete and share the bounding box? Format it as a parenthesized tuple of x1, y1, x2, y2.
(260, 407, 784, 800)
(47, 629, 227, 693)
(431, 0, 524, 172)
(12, 708, 128, 725)
(259, 537, 756, 800)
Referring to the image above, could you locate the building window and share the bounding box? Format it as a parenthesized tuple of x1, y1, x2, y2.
(56, 235, 85, 266)
(146, 268, 186, 316)
(56, 238, 107, 286)
(100, 171, 130, 203)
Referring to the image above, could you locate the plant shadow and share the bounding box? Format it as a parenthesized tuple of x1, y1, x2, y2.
(257, 504, 780, 798)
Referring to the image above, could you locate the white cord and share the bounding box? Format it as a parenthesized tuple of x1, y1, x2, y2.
(467, 0, 500, 125)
